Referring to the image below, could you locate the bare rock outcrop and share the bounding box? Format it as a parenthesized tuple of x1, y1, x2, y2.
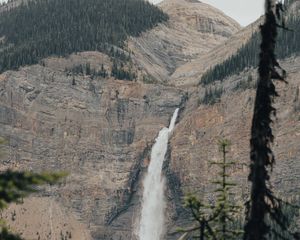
(0, 51, 187, 239)
(0, 1, 300, 239)
(170, 16, 263, 86)
(167, 56, 300, 236)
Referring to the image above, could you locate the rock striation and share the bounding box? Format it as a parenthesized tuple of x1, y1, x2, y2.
(0, 51, 186, 239)
(0, 0, 300, 239)
(166, 56, 300, 237)
(129, 0, 240, 83)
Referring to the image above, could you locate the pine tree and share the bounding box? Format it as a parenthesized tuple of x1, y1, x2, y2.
(243, 1, 298, 239)
(199, 87, 223, 105)
(85, 63, 91, 75)
(180, 139, 242, 240)
(0, 0, 168, 73)
(182, 195, 217, 240)
(200, 1, 299, 86)
(210, 139, 242, 240)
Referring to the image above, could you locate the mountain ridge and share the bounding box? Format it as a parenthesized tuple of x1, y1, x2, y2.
(0, 0, 168, 74)
(129, 0, 241, 83)
(0, 0, 299, 239)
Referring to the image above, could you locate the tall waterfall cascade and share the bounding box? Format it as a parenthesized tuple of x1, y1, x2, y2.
(138, 108, 179, 240)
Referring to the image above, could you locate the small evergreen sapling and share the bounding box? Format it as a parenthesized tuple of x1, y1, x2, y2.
(179, 139, 242, 240)
(210, 139, 243, 240)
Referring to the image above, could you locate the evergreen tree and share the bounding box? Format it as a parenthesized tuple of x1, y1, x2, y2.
(111, 60, 136, 81)
(180, 139, 242, 240)
(210, 139, 242, 240)
(0, 138, 66, 239)
(85, 63, 91, 76)
(199, 87, 223, 105)
(182, 195, 217, 240)
(0, 0, 168, 73)
(243, 1, 298, 239)
(200, 0, 299, 85)
(0, 171, 65, 239)
(99, 64, 108, 78)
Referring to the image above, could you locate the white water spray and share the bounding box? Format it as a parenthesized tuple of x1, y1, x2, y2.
(138, 108, 179, 240)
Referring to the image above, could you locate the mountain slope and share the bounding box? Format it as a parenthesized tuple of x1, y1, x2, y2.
(0, 1, 189, 239)
(170, 17, 263, 86)
(167, 55, 300, 238)
(201, 9, 300, 85)
(173, 0, 300, 87)
(0, 0, 167, 73)
(0, 0, 299, 239)
(0, 51, 187, 239)
(165, 1, 300, 236)
(128, 0, 240, 82)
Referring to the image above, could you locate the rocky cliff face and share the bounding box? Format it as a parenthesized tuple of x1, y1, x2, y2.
(0, 51, 187, 239)
(0, 0, 299, 239)
(167, 6, 300, 231)
(166, 56, 300, 237)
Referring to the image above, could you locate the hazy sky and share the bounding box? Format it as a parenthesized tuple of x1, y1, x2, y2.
(150, 0, 265, 26)
(0, 0, 265, 26)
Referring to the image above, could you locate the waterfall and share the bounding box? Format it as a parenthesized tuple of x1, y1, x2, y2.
(138, 108, 179, 240)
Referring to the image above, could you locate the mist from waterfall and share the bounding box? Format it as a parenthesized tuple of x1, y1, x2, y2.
(138, 108, 179, 240)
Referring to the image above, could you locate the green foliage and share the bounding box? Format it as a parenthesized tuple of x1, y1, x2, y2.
(142, 75, 158, 84)
(111, 60, 136, 81)
(66, 64, 86, 76)
(0, 171, 66, 209)
(0, 140, 66, 239)
(0, 227, 23, 240)
(66, 63, 108, 78)
(182, 194, 217, 240)
(65, 58, 135, 81)
(243, 1, 298, 239)
(0, 171, 66, 239)
(0, 0, 168, 73)
(233, 74, 257, 92)
(180, 139, 242, 240)
(109, 48, 131, 62)
(200, 8, 300, 85)
(99, 64, 109, 79)
(210, 139, 243, 240)
(199, 87, 223, 105)
(266, 197, 300, 240)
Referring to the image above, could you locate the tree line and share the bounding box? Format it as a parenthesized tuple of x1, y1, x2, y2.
(184, 1, 300, 239)
(0, 0, 168, 73)
(200, 1, 300, 85)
